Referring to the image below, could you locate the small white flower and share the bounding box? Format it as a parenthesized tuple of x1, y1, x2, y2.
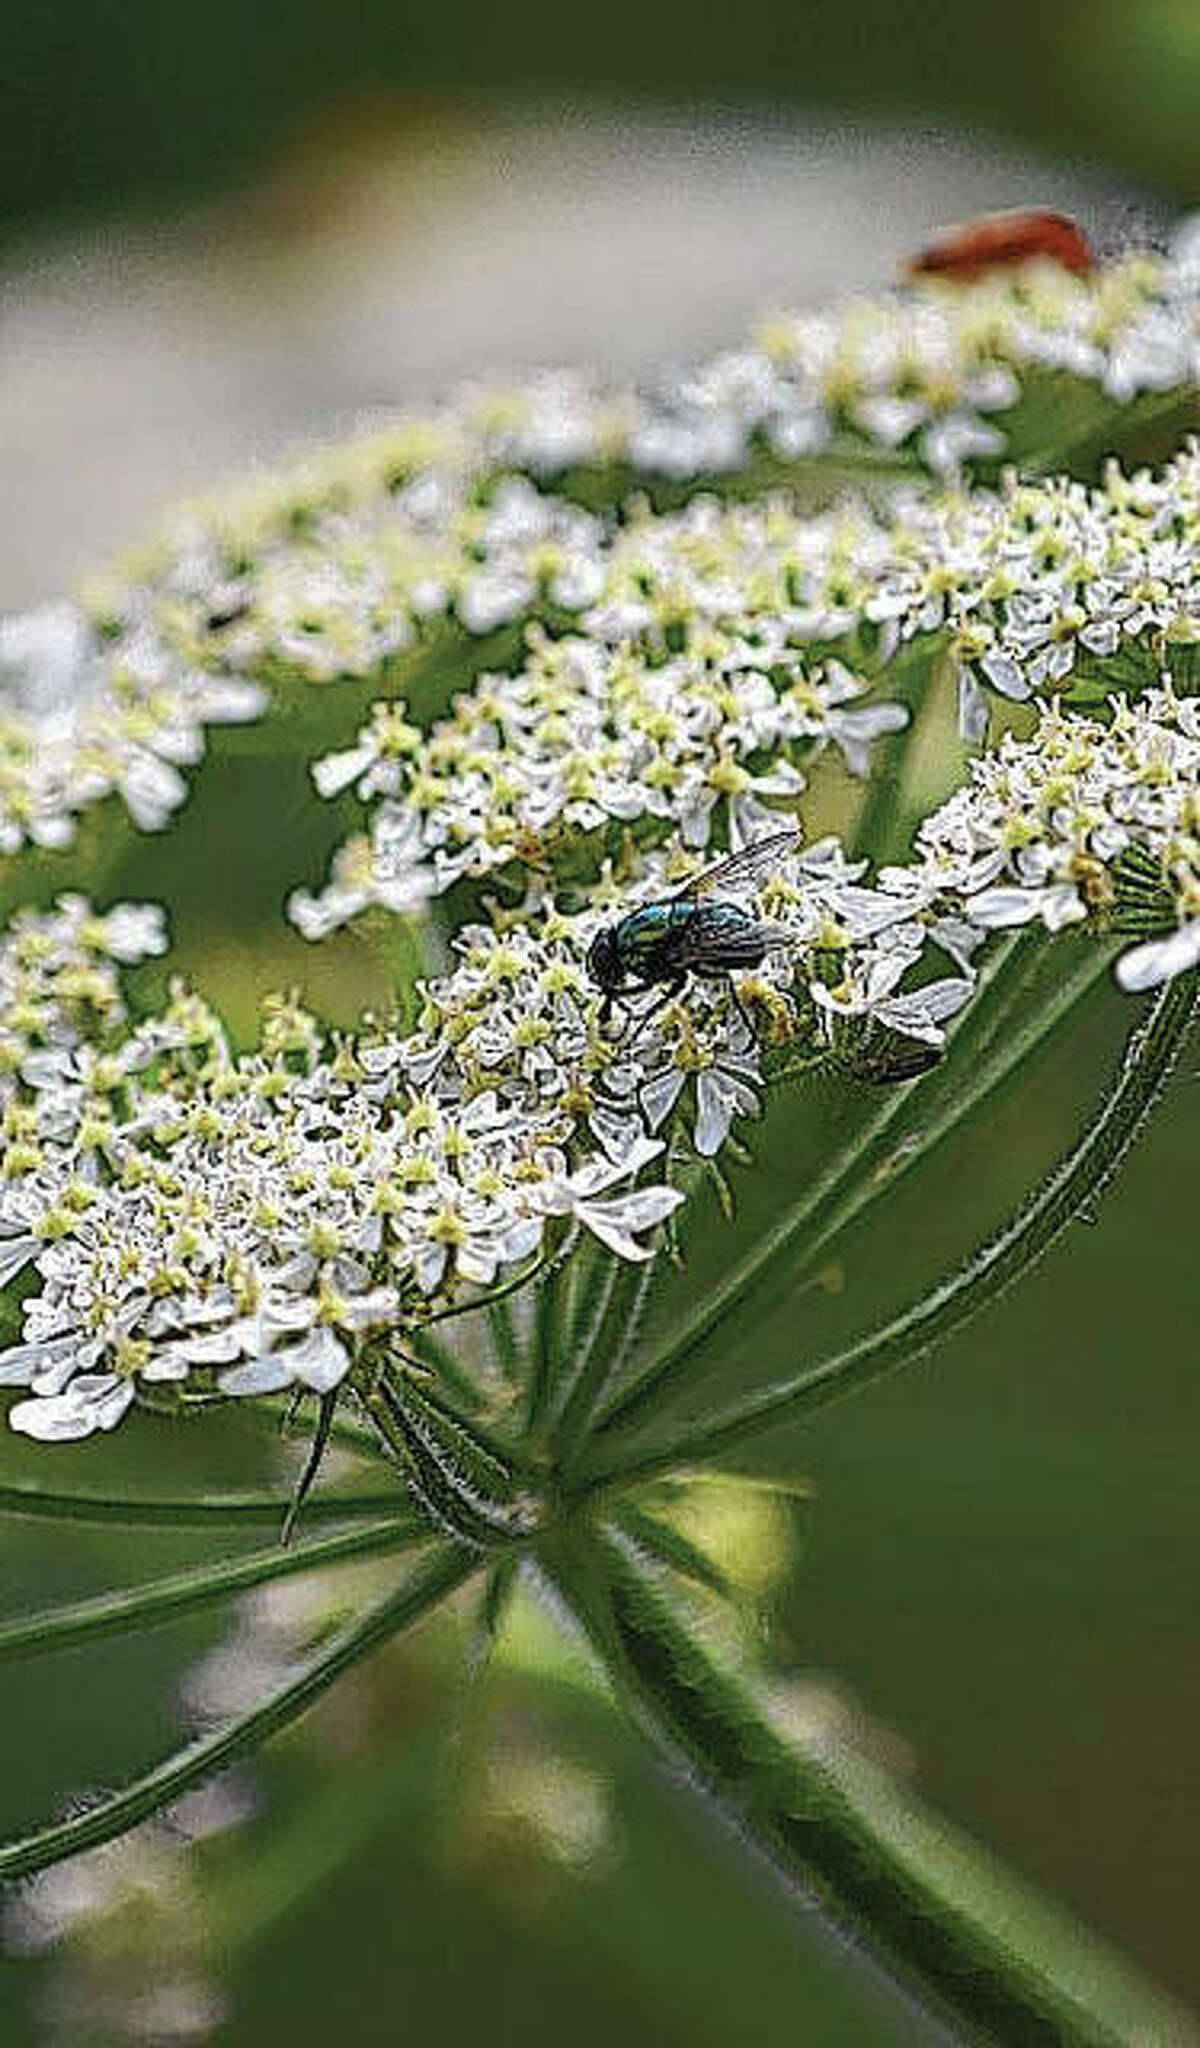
(10, 1374, 136, 1442)
(1115, 920, 1200, 992)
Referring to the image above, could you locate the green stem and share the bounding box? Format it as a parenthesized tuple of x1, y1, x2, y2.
(0, 1515, 427, 1671)
(850, 639, 942, 866)
(544, 1525, 1199, 2048)
(0, 1544, 478, 1883)
(0, 1517, 428, 1665)
(0, 1480, 409, 1529)
(397, 1325, 487, 1413)
(552, 1258, 656, 1471)
(610, 1502, 733, 1599)
(563, 1238, 616, 1361)
(526, 1231, 571, 1432)
(486, 1290, 522, 1382)
(582, 973, 1194, 1490)
(366, 1377, 531, 1550)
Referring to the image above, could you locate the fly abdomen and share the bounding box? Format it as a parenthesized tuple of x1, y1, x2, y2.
(673, 902, 777, 973)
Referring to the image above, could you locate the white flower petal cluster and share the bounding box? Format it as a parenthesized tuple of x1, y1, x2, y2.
(480, 231, 1200, 481)
(859, 455, 1200, 717)
(0, 965, 683, 1442)
(0, 603, 265, 854)
(393, 836, 976, 1167)
(906, 684, 1200, 991)
(590, 453, 1200, 724)
(7, 634, 1199, 1446)
(291, 439, 1200, 936)
(6, 230, 1200, 1450)
(295, 622, 903, 930)
(3, 231, 1198, 864)
(0, 892, 167, 1115)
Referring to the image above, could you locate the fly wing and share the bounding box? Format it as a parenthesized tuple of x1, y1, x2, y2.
(675, 825, 801, 902)
(668, 904, 798, 973)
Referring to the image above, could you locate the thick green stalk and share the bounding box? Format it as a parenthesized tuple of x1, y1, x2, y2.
(545, 1525, 1199, 2048)
(582, 974, 1194, 1489)
(0, 1543, 477, 1884)
(0, 1516, 428, 1664)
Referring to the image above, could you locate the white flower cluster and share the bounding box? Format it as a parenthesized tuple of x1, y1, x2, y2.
(5, 230, 1200, 1451)
(0, 961, 683, 1442)
(5, 647, 1200, 1445)
(190, 472, 606, 683)
(0, 894, 167, 1214)
(851, 454, 1200, 736)
(392, 837, 977, 1170)
(291, 624, 905, 935)
(477, 230, 1200, 481)
(591, 453, 1200, 727)
(0, 603, 265, 856)
(908, 683, 1200, 990)
(291, 446, 1200, 933)
(3, 232, 1198, 872)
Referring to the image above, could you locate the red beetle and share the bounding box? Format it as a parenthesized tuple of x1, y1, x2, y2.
(907, 209, 1095, 282)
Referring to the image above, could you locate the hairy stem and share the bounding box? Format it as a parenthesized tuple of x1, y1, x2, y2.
(0, 1479, 411, 1530)
(544, 1524, 1199, 2048)
(0, 1517, 428, 1665)
(551, 1258, 657, 1470)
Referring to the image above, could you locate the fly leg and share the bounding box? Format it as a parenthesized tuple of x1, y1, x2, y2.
(597, 978, 686, 1138)
(599, 992, 643, 1044)
(625, 977, 687, 1052)
(627, 977, 687, 1135)
(724, 974, 758, 1046)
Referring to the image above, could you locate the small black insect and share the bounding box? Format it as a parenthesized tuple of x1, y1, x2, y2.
(586, 827, 802, 1033)
(204, 594, 251, 633)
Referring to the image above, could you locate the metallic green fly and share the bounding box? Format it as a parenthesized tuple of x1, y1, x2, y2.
(586, 826, 802, 1033)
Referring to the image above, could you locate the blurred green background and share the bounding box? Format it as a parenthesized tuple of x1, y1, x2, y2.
(0, 0, 1197, 238)
(1, 3, 1198, 2043)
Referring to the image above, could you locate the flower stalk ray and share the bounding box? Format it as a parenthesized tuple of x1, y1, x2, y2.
(0, 1515, 429, 1665)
